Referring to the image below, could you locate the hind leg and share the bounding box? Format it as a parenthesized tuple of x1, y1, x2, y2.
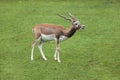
(38, 41, 47, 61)
(31, 32, 41, 61)
(31, 40, 37, 61)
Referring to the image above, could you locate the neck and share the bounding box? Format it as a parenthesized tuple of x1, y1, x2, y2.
(65, 26, 77, 38)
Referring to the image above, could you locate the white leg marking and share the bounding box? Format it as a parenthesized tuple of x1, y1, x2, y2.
(57, 51, 61, 63)
(54, 49, 57, 60)
(31, 46, 34, 61)
(38, 42, 47, 61)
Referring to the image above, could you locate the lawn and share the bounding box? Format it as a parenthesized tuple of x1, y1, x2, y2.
(0, 0, 120, 80)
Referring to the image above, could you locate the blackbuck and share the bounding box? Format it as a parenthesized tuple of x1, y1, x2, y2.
(31, 13, 85, 63)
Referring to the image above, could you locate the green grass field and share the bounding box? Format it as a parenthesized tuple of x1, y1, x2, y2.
(0, 0, 120, 80)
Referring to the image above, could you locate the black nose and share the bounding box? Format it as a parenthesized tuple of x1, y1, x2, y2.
(82, 26, 85, 29)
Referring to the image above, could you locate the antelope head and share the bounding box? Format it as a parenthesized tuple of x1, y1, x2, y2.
(58, 13, 85, 30)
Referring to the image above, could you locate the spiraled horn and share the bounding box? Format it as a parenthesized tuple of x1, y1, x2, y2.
(68, 12, 77, 21)
(58, 14, 72, 22)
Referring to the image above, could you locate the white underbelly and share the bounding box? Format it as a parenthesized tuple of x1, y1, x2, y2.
(41, 34, 55, 41)
(41, 34, 68, 41)
(59, 35, 68, 41)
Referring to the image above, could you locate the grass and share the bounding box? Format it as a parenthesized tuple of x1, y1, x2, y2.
(0, 0, 120, 80)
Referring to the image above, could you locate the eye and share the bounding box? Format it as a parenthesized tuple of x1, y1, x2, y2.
(75, 23, 77, 25)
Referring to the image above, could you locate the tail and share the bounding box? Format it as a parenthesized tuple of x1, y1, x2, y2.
(32, 28, 34, 33)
